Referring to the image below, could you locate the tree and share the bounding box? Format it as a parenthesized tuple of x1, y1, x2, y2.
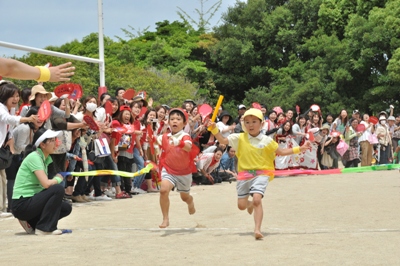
(177, 0, 222, 33)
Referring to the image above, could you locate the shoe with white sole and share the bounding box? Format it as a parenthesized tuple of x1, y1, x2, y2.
(94, 194, 112, 201)
(103, 189, 115, 198)
(0, 212, 13, 218)
(131, 187, 147, 195)
(18, 220, 34, 234)
(35, 229, 62, 235)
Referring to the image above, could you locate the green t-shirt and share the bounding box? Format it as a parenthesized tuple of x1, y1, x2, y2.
(12, 148, 53, 199)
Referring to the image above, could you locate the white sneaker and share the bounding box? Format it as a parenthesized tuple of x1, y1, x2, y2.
(18, 220, 34, 234)
(132, 187, 147, 194)
(35, 229, 62, 235)
(0, 212, 13, 218)
(95, 194, 112, 201)
(103, 189, 115, 198)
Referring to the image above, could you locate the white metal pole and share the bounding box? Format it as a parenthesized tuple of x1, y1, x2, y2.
(98, 0, 105, 87)
(0, 41, 102, 64)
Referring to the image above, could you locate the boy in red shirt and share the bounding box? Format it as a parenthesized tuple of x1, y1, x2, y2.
(157, 108, 196, 228)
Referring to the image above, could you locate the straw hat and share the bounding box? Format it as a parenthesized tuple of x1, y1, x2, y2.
(29, 85, 52, 101)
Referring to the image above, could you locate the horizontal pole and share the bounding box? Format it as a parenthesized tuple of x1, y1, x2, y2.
(0, 41, 102, 64)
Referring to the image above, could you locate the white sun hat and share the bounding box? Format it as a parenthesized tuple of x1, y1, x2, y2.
(34, 130, 62, 148)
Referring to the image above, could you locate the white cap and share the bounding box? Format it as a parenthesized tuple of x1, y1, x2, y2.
(238, 104, 246, 110)
(34, 130, 62, 148)
(379, 115, 387, 121)
(388, 116, 395, 121)
(49, 92, 58, 102)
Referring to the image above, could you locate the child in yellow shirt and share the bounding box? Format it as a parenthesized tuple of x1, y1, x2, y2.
(209, 108, 310, 240)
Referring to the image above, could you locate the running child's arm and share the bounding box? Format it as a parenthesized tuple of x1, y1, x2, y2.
(276, 140, 311, 156)
(206, 122, 229, 145)
(169, 136, 192, 152)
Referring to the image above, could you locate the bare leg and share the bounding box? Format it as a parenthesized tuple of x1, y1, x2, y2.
(252, 193, 264, 240)
(237, 196, 252, 212)
(147, 179, 159, 192)
(247, 200, 254, 215)
(65, 186, 73, 196)
(180, 193, 195, 215)
(159, 180, 174, 228)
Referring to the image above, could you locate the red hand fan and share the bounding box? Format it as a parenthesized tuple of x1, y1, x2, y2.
(198, 104, 213, 121)
(356, 124, 366, 133)
(69, 84, 82, 100)
(123, 89, 135, 100)
(54, 83, 73, 98)
(104, 101, 113, 116)
(369, 116, 378, 125)
(83, 115, 99, 131)
(252, 102, 262, 110)
(38, 100, 52, 121)
(138, 107, 147, 119)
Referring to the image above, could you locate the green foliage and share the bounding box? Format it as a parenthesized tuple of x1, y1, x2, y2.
(177, 0, 223, 33)
(6, 0, 400, 117)
(211, 0, 400, 116)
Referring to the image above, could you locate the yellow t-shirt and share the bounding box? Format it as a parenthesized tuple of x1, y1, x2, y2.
(228, 132, 278, 179)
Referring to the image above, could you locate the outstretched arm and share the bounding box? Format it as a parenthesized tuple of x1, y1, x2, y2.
(0, 58, 74, 82)
(276, 140, 311, 156)
(207, 121, 229, 145)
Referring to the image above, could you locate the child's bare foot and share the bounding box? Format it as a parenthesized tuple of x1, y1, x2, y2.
(188, 202, 196, 215)
(247, 201, 254, 215)
(254, 231, 264, 240)
(159, 219, 169, 228)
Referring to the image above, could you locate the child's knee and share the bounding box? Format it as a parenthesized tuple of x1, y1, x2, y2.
(237, 204, 246, 210)
(252, 194, 263, 207)
(237, 199, 247, 210)
(180, 193, 191, 202)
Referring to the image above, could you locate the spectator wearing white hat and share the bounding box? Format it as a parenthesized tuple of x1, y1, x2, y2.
(12, 128, 72, 235)
(0, 81, 39, 218)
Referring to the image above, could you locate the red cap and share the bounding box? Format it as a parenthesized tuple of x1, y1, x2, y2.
(169, 108, 189, 123)
(120, 105, 131, 112)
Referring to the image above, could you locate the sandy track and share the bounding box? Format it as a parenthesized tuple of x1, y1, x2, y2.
(1, 171, 399, 265)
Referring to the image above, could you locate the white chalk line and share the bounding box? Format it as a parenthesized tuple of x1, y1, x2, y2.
(4, 227, 395, 234)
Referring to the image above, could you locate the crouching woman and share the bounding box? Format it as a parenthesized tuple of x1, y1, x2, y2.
(12, 128, 72, 235)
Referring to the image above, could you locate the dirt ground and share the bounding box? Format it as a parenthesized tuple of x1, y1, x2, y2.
(1, 170, 400, 266)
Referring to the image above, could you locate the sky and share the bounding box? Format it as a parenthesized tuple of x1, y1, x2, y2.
(0, 0, 237, 58)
